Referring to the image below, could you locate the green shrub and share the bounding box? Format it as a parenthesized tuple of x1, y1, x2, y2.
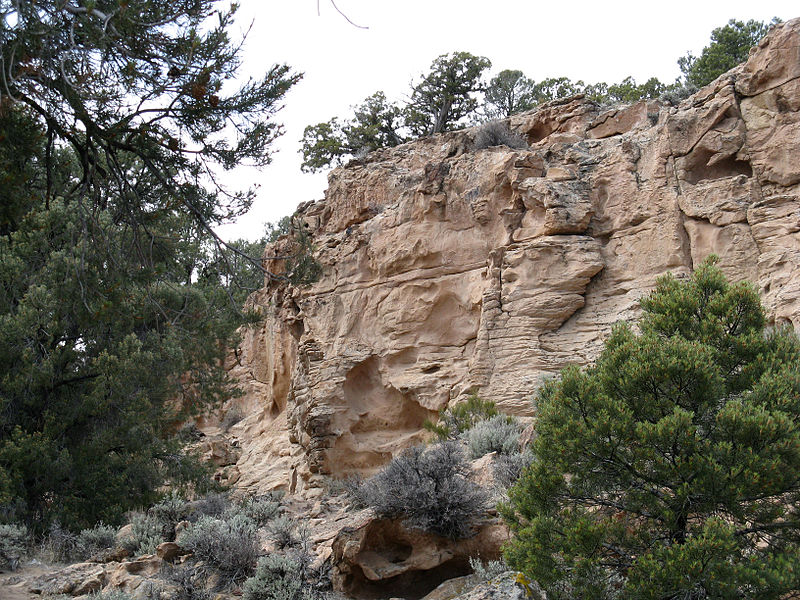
(177, 514, 258, 580)
(354, 442, 490, 539)
(242, 553, 325, 600)
(424, 393, 498, 441)
(266, 516, 296, 550)
(120, 513, 163, 556)
(465, 414, 523, 459)
(0, 523, 28, 570)
(469, 555, 508, 582)
(76, 523, 117, 559)
(503, 258, 800, 599)
(148, 491, 192, 541)
(191, 492, 231, 519)
(492, 450, 534, 489)
(233, 493, 283, 527)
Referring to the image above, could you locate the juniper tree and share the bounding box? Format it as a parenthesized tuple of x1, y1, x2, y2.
(0, 110, 250, 528)
(482, 69, 536, 119)
(1, 0, 300, 253)
(404, 51, 491, 137)
(679, 18, 779, 88)
(300, 91, 405, 173)
(0, 0, 300, 529)
(503, 258, 800, 599)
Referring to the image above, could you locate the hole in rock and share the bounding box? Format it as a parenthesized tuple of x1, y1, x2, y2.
(526, 122, 555, 144)
(682, 150, 752, 185)
(342, 557, 472, 600)
(382, 540, 413, 564)
(421, 365, 441, 374)
(342, 358, 432, 433)
(327, 357, 435, 476)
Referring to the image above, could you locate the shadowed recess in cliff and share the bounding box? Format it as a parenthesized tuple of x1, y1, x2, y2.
(680, 147, 753, 184)
(325, 357, 434, 477)
(340, 558, 471, 600)
(331, 518, 503, 600)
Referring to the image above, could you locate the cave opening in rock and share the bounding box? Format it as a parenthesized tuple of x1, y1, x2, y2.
(682, 150, 752, 184)
(341, 557, 472, 600)
(526, 122, 555, 144)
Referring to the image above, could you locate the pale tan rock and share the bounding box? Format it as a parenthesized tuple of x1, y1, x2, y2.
(225, 17, 800, 497)
(544, 166, 576, 181)
(423, 571, 545, 600)
(587, 101, 656, 139)
(114, 524, 133, 549)
(155, 542, 182, 562)
(736, 19, 800, 96)
(421, 574, 481, 600)
(72, 573, 104, 595)
(741, 79, 800, 187)
(330, 516, 509, 598)
(115, 555, 162, 576)
(198, 435, 241, 467)
(105, 556, 164, 596)
(28, 562, 106, 596)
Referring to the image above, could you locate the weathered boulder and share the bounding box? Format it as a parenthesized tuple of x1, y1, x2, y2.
(330, 513, 508, 600)
(28, 562, 106, 596)
(422, 571, 544, 600)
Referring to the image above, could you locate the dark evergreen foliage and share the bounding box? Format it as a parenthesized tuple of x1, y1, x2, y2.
(404, 51, 492, 137)
(503, 258, 800, 599)
(300, 52, 490, 172)
(483, 70, 536, 119)
(679, 19, 778, 87)
(0, 0, 301, 531)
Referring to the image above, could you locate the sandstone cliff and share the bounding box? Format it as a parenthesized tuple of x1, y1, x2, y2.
(223, 18, 800, 498)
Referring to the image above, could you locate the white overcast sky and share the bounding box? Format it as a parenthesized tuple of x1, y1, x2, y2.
(216, 1, 798, 241)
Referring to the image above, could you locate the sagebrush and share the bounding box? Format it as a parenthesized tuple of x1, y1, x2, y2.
(75, 523, 116, 559)
(353, 442, 489, 539)
(0, 523, 27, 570)
(233, 493, 283, 526)
(242, 552, 327, 600)
(177, 514, 259, 580)
(424, 393, 498, 441)
(120, 513, 162, 556)
(465, 414, 524, 458)
(474, 121, 529, 150)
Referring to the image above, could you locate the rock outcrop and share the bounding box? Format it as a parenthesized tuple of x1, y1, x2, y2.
(330, 513, 508, 599)
(227, 18, 800, 497)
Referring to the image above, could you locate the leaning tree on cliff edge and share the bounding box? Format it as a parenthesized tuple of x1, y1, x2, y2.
(503, 257, 800, 599)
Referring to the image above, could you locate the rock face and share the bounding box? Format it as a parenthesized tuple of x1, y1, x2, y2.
(229, 18, 800, 496)
(330, 513, 508, 599)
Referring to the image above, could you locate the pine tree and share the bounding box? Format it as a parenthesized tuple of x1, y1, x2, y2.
(503, 258, 800, 599)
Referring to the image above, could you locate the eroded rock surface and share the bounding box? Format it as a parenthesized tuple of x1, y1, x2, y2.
(229, 18, 800, 497)
(330, 513, 508, 600)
